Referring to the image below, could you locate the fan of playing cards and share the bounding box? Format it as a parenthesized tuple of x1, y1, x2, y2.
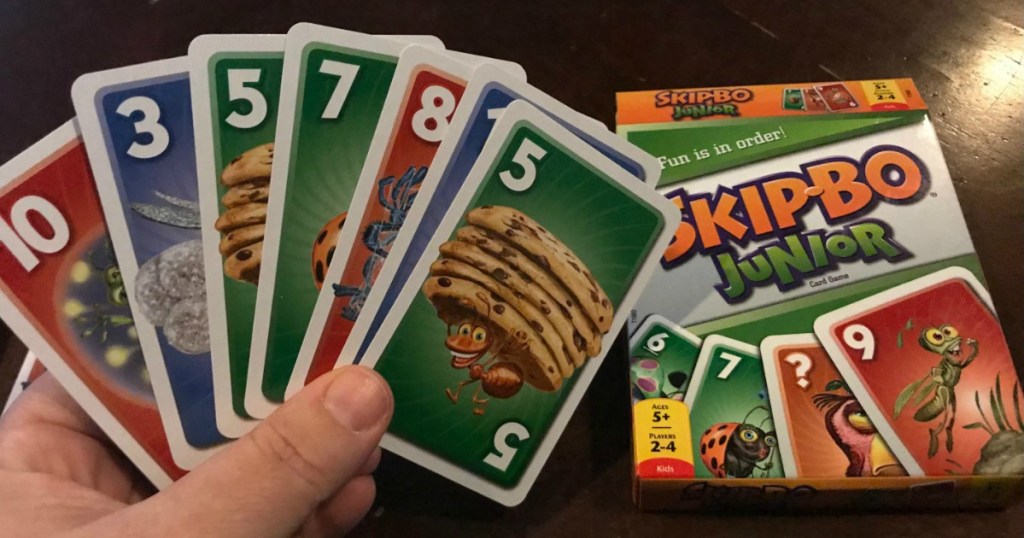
(0, 24, 675, 506)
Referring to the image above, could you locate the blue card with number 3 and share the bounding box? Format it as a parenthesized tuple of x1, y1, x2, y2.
(73, 58, 232, 470)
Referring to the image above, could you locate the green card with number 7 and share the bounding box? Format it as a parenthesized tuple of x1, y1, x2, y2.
(359, 100, 675, 505)
(245, 24, 444, 417)
(684, 334, 785, 479)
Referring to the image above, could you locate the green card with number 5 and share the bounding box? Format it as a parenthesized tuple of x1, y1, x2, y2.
(685, 334, 785, 479)
(190, 34, 285, 430)
(246, 24, 444, 417)
(360, 100, 676, 505)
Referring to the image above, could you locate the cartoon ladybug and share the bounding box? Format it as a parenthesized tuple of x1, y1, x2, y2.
(699, 405, 777, 478)
(311, 212, 347, 290)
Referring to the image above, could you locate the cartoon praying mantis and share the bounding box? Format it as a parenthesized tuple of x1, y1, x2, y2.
(894, 323, 978, 458)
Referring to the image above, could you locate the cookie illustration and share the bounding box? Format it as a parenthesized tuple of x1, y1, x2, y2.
(312, 211, 348, 290)
(430, 258, 574, 378)
(220, 143, 273, 187)
(456, 226, 601, 357)
(423, 275, 561, 392)
(437, 241, 593, 365)
(466, 206, 613, 332)
(217, 143, 273, 285)
(421, 206, 613, 397)
(219, 224, 264, 257)
(221, 182, 270, 209)
(214, 202, 267, 233)
(225, 241, 262, 285)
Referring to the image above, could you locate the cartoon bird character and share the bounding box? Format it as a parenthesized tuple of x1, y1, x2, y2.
(814, 380, 907, 477)
(894, 323, 978, 457)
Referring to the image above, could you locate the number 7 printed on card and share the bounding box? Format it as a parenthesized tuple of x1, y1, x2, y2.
(288, 46, 526, 396)
(245, 24, 443, 417)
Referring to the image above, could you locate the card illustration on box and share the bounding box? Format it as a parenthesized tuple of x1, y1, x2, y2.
(628, 314, 702, 404)
(685, 335, 784, 479)
(815, 268, 1021, 477)
(761, 334, 908, 478)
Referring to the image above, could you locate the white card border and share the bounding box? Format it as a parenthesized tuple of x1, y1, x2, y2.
(1, 351, 37, 416)
(360, 100, 677, 506)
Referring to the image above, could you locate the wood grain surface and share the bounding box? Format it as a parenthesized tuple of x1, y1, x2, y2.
(0, 0, 1021, 534)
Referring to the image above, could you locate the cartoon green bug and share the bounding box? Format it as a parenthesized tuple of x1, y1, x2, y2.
(894, 323, 979, 457)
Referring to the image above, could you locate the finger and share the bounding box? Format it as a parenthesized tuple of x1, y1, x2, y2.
(356, 446, 381, 476)
(0, 374, 151, 502)
(95, 366, 392, 537)
(299, 475, 376, 538)
(0, 374, 105, 442)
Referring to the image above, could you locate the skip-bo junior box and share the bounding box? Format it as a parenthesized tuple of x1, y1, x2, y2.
(616, 80, 1024, 511)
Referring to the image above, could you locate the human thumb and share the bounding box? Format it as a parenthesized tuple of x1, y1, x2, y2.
(107, 365, 393, 537)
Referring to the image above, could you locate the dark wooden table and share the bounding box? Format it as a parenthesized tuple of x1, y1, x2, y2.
(1, 1, 1022, 535)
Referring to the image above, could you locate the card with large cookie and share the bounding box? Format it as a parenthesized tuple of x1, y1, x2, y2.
(246, 24, 445, 414)
(73, 57, 235, 468)
(342, 65, 663, 369)
(360, 101, 675, 505)
(289, 45, 527, 398)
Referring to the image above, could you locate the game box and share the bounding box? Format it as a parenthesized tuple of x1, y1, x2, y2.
(616, 79, 1024, 511)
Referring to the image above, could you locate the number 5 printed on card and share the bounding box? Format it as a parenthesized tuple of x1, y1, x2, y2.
(190, 34, 286, 433)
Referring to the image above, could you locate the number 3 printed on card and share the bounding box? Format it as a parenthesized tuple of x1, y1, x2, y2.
(115, 96, 170, 160)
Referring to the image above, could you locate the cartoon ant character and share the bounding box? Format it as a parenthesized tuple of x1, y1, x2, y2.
(698, 405, 778, 478)
(895, 323, 978, 457)
(333, 166, 426, 320)
(443, 292, 529, 415)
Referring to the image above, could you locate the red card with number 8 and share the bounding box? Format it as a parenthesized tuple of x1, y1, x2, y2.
(0, 122, 184, 486)
(815, 267, 1020, 477)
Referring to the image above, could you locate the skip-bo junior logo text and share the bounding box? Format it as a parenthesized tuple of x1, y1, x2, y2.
(654, 87, 754, 120)
(662, 145, 930, 303)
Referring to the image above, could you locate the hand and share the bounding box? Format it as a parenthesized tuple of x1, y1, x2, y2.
(0, 365, 393, 537)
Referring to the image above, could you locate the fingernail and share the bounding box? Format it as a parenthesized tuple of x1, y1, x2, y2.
(324, 367, 391, 433)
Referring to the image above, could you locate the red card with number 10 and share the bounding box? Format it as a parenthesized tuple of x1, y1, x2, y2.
(815, 267, 1020, 477)
(0, 122, 184, 486)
